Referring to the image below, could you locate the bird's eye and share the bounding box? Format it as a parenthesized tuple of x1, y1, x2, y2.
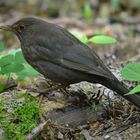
(18, 24, 25, 30)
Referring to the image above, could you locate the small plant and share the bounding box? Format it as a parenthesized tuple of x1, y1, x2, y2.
(0, 44, 39, 93)
(121, 63, 140, 95)
(83, 2, 93, 20)
(72, 33, 117, 45)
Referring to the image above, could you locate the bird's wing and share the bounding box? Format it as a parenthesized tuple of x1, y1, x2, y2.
(34, 42, 113, 80)
(32, 26, 113, 80)
(61, 43, 113, 79)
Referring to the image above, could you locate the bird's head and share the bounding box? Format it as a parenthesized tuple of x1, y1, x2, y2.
(0, 17, 45, 42)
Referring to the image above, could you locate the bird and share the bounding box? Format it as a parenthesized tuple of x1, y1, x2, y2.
(0, 17, 140, 108)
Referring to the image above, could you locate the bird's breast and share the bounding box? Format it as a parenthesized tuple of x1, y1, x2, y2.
(21, 44, 37, 65)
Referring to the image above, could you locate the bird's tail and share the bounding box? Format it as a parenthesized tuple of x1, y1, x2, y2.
(103, 78, 140, 108)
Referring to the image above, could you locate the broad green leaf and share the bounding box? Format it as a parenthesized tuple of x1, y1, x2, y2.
(0, 83, 4, 93)
(0, 42, 5, 52)
(80, 35, 89, 43)
(0, 55, 14, 67)
(71, 32, 89, 44)
(89, 35, 117, 45)
(17, 64, 39, 80)
(125, 84, 140, 95)
(1, 63, 24, 74)
(121, 63, 140, 81)
(8, 48, 21, 55)
(15, 51, 26, 63)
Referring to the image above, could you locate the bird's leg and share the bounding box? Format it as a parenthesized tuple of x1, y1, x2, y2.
(39, 84, 66, 104)
(25, 80, 64, 102)
(59, 86, 71, 96)
(88, 89, 104, 105)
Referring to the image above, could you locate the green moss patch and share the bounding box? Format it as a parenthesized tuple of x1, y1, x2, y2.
(0, 93, 40, 140)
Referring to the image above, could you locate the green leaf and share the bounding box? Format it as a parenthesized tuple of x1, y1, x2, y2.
(83, 2, 93, 19)
(125, 84, 140, 95)
(8, 48, 21, 55)
(0, 83, 4, 93)
(121, 63, 140, 81)
(0, 55, 14, 67)
(15, 51, 26, 63)
(89, 35, 117, 45)
(1, 63, 24, 74)
(17, 64, 39, 80)
(0, 42, 5, 52)
(71, 32, 89, 44)
(80, 35, 89, 43)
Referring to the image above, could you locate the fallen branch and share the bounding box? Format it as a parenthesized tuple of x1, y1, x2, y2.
(26, 121, 48, 140)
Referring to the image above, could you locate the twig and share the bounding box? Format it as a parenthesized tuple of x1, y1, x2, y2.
(26, 121, 49, 140)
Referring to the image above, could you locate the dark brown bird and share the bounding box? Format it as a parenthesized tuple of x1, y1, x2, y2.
(0, 17, 140, 108)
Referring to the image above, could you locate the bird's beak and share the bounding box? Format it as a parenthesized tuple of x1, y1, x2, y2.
(0, 25, 13, 32)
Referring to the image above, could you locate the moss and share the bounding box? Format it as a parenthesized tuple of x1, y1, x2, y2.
(0, 93, 40, 140)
